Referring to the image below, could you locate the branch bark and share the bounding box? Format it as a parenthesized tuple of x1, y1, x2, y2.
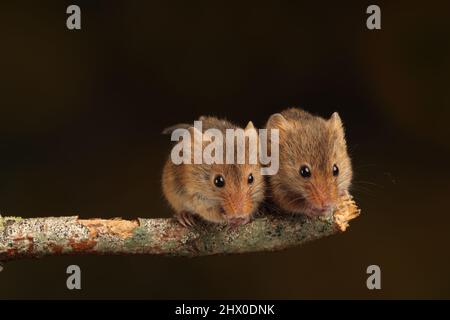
(0, 194, 360, 263)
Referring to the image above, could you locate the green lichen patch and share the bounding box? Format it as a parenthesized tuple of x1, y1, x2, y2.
(0, 216, 23, 232)
(124, 226, 150, 249)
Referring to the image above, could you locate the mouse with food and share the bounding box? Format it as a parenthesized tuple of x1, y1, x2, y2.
(265, 108, 353, 217)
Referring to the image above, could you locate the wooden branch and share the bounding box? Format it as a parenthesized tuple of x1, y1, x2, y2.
(0, 194, 360, 263)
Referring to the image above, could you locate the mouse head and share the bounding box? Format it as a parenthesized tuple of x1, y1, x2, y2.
(185, 121, 265, 223)
(266, 111, 352, 216)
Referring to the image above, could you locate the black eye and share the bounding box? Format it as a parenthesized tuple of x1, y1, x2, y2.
(214, 175, 225, 188)
(248, 173, 254, 184)
(333, 164, 339, 176)
(299, 165, 311, 178)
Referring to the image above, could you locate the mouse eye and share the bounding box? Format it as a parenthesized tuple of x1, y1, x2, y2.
(214, 175, 225, 188)
(247, 173, 254, 184)
(332, 164, 339, 176)
(299, 165, 311, 178)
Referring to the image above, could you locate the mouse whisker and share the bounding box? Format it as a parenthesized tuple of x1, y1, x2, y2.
(285, 195, 306, 207)
(353, 163, 378, 169)
(352, 180, 383, 188)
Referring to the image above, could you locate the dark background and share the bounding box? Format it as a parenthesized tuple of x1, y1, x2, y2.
(1, 0, 449, 299)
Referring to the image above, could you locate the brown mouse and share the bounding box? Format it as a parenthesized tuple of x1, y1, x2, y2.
(265, 108, 352, 216)
(162, 116, 265, 227)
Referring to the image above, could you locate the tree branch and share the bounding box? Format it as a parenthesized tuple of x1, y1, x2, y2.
(0, 194, 360, 263)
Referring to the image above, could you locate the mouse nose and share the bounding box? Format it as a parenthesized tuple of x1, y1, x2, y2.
(309, 185, 337, 213)
(227, 216, 251, 226)
(317, 200, 337, 212)
(310, 194, 335, 213)
(224, 193, 252, 217)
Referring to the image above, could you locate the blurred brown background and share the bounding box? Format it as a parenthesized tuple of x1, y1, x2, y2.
(0, 0, 449, 299)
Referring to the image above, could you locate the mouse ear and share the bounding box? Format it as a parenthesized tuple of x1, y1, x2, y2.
(245, 121, 255, 130)
(329, 112, 346, 142)
(244, 121, 258, 142)
(187, 126, 212, 144)
(266, 113, 289, 132)
(244, 121, 258, 134)
(329, 112, 344, 130)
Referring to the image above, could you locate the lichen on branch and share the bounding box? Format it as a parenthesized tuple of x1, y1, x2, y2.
(0, 194, 360, 263)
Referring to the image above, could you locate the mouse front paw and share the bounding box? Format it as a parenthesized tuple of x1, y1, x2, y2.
(175, 211, 197, 228)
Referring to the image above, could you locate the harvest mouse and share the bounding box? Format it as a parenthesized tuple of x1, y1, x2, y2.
(162, 116, 265, 227)
(265, 108, 352, 216)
